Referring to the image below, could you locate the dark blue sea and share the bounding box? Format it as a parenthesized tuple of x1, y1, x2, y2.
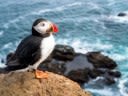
(0, 0, 128, 96)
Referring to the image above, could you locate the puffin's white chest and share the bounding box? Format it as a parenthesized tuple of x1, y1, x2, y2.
(32, 34, 55, 69)
(40, 34, 55, 61)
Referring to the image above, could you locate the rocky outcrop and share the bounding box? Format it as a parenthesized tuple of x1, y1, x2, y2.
(86, 52, 117, 69)
(6, 44, 121, 85)
(0, 71, 91, 96)
(39, 45, 121, 85)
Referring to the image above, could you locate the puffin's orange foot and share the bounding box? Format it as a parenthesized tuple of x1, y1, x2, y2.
(35, 70, 48, 79)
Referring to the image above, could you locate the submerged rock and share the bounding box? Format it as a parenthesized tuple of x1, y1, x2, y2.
(0, 71, 91, 96)
(117, 12, 127, 17)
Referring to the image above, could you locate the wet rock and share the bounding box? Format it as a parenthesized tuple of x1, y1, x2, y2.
(6, 52, 14, 61)
(52, 45, 75, 61)
(118, 12, 127, 17)
(39, 53, 94, 84)
(39, 60, 66, 75)
(86, 52, 117, 69)
(89, 69, 105, 79)
(108, 70, 121, 78)
(67, 69, 90, 83)
(104, 76, 116, 85)
(64, 54, 94, 75)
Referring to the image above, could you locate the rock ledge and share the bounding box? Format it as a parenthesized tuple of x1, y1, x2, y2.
(0, 71, 91, 96)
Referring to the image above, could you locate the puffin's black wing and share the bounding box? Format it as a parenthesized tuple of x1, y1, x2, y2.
(6, 35, 43, 70)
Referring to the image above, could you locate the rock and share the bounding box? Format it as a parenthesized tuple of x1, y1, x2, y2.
(39, 60, 66, 75)
(52, 45, 75, 61)
(6, 52, 14, 61)
(117, 12, 127, 17)
(39, 54, 94, 83)
(86, 52, 117, 69)
(89, 69, 105, 79)
(104, 76, 116, 85)
(0, 71, 91, 96)
(67, 68, 90, 83)
(64, 54, 94, 74)
(92, 69, 121, 85)
(108, 70, 121, 78)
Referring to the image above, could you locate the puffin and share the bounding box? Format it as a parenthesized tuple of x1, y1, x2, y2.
(6, 18, 58, 78)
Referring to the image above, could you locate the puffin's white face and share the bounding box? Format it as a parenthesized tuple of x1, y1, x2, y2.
(33, 21, 52, 34)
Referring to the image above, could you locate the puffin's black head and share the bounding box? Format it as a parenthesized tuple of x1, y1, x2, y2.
(32, 18, 58, 37)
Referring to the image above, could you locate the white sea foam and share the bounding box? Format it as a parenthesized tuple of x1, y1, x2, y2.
(57, 38, 128, 63)
(118, 79, 128, 96)
(108, 53, 128, 61)
(103, 46, 128, 62)
(103, 14, 128, 23)
(0, 41, 20, 68)
(91, 76, 104, 82)
(57, 38, 113, 53)
(0, 53, 6, 68)
(0, 62, 6, 68)
(0, 43, 13, 50)
(85, 88, 121, 96)
(85, 76, 122, 96)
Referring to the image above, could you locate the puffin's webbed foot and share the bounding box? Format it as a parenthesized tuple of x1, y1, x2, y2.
(35, 69, 48, 79)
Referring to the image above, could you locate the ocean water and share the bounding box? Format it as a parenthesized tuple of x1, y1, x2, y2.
(0, 0, 128, 96)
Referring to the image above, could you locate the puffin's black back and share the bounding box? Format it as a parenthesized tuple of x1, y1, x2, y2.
(6, 35, 43, 70)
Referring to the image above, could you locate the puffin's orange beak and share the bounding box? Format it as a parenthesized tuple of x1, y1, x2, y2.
(52, 23, 59, 33)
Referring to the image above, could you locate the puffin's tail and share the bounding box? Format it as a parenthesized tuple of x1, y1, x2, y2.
(0, 60, 22, 73)
(0, 65, 24, 73)
(5, 66, 24, 71)
(0, 52, 24, 73)
(6, 58, 24, 71)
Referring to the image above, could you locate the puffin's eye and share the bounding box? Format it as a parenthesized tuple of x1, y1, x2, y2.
(42, 23, 45, 26)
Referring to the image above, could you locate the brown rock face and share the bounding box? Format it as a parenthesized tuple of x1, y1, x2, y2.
(0, 71, 91, 96)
